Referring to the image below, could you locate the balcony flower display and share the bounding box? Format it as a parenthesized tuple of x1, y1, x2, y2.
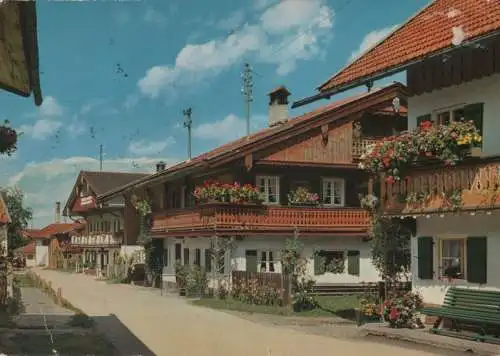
(359, 120, 482, 183)
(0, 120, 18, 156)
(287, 187, 319, 206)
(193, 180, 262, 204)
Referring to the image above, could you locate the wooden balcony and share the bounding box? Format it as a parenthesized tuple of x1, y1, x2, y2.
(150, 203, 370, 237)
(352, 138, 379, 159)
(381, 157, 500, 216)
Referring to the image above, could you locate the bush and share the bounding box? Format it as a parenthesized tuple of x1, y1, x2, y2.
(231, 278, 283, 306)
(383, 291, 424, 328)
(185, 266, 208, 297)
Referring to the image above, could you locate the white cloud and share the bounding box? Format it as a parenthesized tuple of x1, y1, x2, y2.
(66, 118, 86, 138)
(254, 0, 274, 10)
(18, 96, 65, 140)
(128, 137, 176, 156)
(7, 156, 179, 227)
(144, 7, 167, 26)
(124, 94, 139, 110)
(138, 0, 334, 98)
(192, 113, 267, 141)
(349, 25, 398, 62)
(39, 96, 64, 117)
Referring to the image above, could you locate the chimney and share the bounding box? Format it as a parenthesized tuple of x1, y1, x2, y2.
(156, 161, 166, 172)
(268, 86, 291, 127)
(55, 201, 61, 223)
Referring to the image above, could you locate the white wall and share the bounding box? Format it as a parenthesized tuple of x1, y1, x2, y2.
(35, 241, 48, 266)
(408, 73, 500, 155)
(413, 211, 500, 305)
(161, 236, 380, 284)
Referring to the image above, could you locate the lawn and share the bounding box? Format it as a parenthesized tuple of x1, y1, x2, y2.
(1, 332, 117, 355)
(192, 295, 360, 319)
(13, 273, 35, 287)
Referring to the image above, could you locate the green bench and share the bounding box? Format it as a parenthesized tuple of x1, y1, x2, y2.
(421, 287, 500, 342)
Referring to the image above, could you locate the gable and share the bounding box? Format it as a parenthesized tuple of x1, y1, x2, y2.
(257, 122, 354, 165)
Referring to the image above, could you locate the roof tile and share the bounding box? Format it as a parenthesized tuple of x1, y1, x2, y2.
(319, 0, 500, 92)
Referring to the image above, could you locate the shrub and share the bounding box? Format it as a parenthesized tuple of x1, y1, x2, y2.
(383, 291, 424, 328)
(185, 266, 208, 297)
(230, 278, 283, 306)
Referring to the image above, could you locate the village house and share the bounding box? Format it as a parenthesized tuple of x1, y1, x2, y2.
(97, 83, 408, 288)
(295, 0, 500, 305)
(63, 171, 149, 271)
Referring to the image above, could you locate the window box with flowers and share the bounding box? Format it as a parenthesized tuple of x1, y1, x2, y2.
(287, 187, 319, 206)
(193, 180, 262, 205)
(359, 120, 482, 183)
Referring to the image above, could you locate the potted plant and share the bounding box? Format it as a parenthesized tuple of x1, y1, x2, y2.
(287, 187, 319, 206)
(193, 180, 262, 204)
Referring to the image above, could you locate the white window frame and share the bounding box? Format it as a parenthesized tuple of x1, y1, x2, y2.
(433, 103, 466, 125)
(321, 178, 345, 207)
(438, 236, 467, 280)
(256, 175, 280, 204)
(258, 250, 278, 273)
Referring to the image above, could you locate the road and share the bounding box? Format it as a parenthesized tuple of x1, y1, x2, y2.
(35, 269, 450, 356)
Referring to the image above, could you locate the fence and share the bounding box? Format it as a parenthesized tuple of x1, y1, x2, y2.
(231, 271, 291, 306)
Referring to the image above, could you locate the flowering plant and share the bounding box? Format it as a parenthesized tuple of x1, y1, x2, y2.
(131, 195, 152, 217)
(359, 194, 379, 211)
(359, 120, 482, 183)
(287, 187, 319, 205)
(193, 180, 262, 204)
(359, 298, 381, 318)
(0, 120, 18, 156)
(383, 291, 424, 328)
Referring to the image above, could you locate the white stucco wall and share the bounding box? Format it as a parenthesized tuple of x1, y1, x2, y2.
(35, 241, 48, 266)
(408, 73, 500, 155)
(161, 236, 380, 284)
(413, 211, 500, 305)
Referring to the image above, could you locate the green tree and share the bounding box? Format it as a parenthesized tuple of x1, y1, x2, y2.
(2, 187, 32, 252)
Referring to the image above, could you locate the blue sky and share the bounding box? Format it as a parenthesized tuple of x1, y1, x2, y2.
(0, 0, 429, 227)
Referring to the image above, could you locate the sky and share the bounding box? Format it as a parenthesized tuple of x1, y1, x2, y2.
(0, 0, 430, 227)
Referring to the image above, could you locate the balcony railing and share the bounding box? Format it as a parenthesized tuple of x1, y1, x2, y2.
(71, 234, 123, 247)
(150, 203, 370, 236)
(352, 137, 380, 159)
(381, 157, 500, 215)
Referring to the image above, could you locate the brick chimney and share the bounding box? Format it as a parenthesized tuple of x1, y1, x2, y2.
(268, 86, 291, 127)
(156, 161, 166, 172)
(55, 201, 61, 223)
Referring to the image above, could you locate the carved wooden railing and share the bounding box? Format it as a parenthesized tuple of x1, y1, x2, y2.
(381, 158, 500, 215)
(151, 203, 370, 235)
(352, 137, 380, 158)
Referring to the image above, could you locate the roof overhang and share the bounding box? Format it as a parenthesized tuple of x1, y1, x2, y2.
(0, 1, 42, 106)
(293, 30, 500, 109)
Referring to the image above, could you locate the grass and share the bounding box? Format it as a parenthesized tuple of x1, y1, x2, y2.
(192, 295, 360, 319)
(2, 332, 116, 355)
(13, 273, 36, 288)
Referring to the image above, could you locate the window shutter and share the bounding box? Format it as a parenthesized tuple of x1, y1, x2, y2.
(314, 251, 322, 275)
(417, 237, 434, 279)
(463, 103, 484, 140)
(467, 236, 487, 284)
(347, 250, 360, 276)
(416, 114, 432, 126)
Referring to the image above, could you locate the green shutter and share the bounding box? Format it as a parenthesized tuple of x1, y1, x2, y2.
(347, 250, 360, 276)
(314, 251, 322, 275)
(463, 103, 484, 144)
(204, 249, 212, 272)
(245, 250, 258, 273)
(467, 236, 487, 284)
(417, 237, 434, 279)
(416, 114, 432, 127)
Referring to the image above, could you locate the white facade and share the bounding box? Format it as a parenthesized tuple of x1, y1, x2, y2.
(413, 211, 500, 305)
(35, 241, 48, 266)
(161, 236, 379, 285)
(408, 74, 500, 155)
(408, 73, 500, 305)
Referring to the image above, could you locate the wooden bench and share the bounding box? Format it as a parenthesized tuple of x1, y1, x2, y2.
(421, 287, 500, 342)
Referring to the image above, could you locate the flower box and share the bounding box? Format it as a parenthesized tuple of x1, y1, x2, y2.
(194, 181, 262, 205)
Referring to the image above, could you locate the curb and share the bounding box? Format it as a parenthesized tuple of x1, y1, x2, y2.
(361, 327, 499, 356)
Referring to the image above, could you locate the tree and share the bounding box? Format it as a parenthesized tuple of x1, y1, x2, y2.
(2, 187, 32, 252)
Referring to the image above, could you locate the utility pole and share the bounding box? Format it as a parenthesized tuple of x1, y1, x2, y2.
(241, 63, 253, 137)
(99, 144, 103, 171)
(183, 108, 193, 160)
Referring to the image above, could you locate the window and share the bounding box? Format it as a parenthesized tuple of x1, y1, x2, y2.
(175, 243, 182, 263)
(314, 250, 345, 275)
(163, 248, 169, 267)
(245, 250, 258, 273)
(256, 176, 280, 204)
(322, 178, 345, 206)
(439, 238, 465, 279)
(258, 250, 276, 272)
(183, 248, 190, 266)
(194, 248, 201, 267)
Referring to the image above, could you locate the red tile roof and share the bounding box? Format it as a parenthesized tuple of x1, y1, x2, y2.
(319, 0, 500, 92)
(16, 241, 35, 255)
(97, 83, 407, 201)
(24, 222, 84, 239)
